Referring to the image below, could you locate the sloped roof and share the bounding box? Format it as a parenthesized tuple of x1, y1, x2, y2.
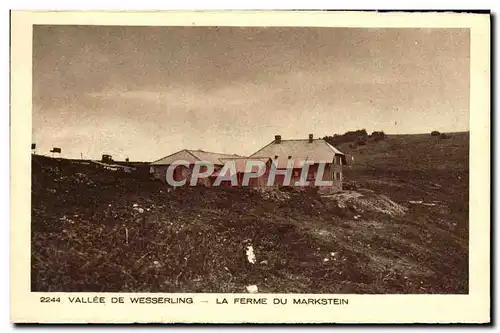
(219, 157, 270, 173)
(270, 157, 310, 169)
(151, 149, 241, 165)
(250, 139, 345, 163)
(189, 150, 241, 165)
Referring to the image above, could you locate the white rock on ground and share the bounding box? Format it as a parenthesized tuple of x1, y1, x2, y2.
(246, 245, 256, 264)
(246, 285, 259, 293)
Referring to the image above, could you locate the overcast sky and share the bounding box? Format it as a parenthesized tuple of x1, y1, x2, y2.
(32, 26, 469, 161)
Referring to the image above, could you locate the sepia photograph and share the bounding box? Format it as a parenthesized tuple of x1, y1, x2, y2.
(10, 10, 490, 323)
(30, 23, 472, 294)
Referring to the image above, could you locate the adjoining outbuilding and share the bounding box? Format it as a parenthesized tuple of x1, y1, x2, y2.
(150, 149, 241, 185)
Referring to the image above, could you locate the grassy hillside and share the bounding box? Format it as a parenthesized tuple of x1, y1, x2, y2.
(31, 132, 469, 294)
(338, 132, 469, 172)
(340, 132, 469, 211)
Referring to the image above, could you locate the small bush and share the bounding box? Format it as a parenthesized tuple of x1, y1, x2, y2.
(323, 129, 368, 146)
(440, 133, 450, 139)
(371, 131, 386, 141)
(431, 131, 441, 136)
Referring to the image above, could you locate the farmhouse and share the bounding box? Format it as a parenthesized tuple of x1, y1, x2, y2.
(249, 134, 346, 192)
(149, 134, 345, 191)
(150, 149, 241, 185)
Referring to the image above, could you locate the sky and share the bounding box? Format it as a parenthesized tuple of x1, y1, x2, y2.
(32, 26, 470, 161)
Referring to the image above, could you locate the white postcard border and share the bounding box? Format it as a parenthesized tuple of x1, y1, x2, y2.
(10, 10, 490, 324)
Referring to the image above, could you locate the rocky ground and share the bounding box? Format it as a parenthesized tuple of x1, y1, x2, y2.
(31, 133, 469, 294)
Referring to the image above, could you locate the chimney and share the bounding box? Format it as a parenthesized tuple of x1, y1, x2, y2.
(274, 135, 282, 144)
(308, 133, 314, 143)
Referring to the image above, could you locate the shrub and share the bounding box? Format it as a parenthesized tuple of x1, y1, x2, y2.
(431, 131, 441, 136)
(357, 136, 367, 146)
(440, 133, 450, 139)
(371, 131, 386, 141)
(323, 129, 369, 146)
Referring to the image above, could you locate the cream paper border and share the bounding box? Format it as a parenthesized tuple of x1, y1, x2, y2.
(10, 10, 490, 324)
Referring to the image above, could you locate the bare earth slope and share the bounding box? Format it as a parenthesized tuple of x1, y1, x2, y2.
(31, 132, 469, 293)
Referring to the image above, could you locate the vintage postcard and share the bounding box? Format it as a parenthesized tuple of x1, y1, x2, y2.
(10, 10, 490, 324)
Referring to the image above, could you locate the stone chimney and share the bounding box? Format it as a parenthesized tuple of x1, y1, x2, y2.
(274, 135, 282, 144)
(308, 134, 314, 143)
